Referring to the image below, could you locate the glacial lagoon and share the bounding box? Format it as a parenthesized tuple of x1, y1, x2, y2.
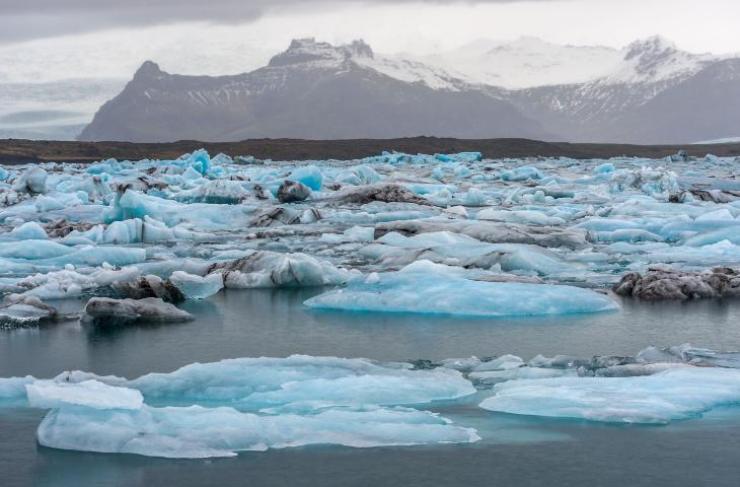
(1, 150, 740, 485)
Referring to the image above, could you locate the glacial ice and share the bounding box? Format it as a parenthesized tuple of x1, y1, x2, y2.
(209, 251, 359, 288)
(3, 343, 740, 456)
(305, 261, 618, 317)
(83, 297, 194, 325)
(36, 402, 478, 458)
(27, 380, 144, 410)
(169, 271, 224, 299)
(2, 356, 479, 458)
(0, 294, 60, 326)
(479, 367, 740, 424)
(8, 221, 48, 240)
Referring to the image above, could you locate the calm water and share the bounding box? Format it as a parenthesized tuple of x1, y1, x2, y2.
(2, 289, 740, 487)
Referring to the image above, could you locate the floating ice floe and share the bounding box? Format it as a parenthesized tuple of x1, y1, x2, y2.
(0, 294, 60, 327)
(614, 266, 740, 300)
(479, 367, 740, 424)
(208, 251, 359, 288)
(305, 261, 618, 317)
(83, 297, 194, 325)
(2, 355, 478, 458)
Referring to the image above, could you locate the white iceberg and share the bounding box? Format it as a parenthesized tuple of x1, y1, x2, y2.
(37, 400, 478, 458)
(479, 367, 740, 424)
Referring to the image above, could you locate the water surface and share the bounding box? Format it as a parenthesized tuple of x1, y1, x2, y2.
(3, 291, 740, 487)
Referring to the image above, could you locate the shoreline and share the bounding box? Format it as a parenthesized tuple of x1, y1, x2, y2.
(2, 136, 740, 164)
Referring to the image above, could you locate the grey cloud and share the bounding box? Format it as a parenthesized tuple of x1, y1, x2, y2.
(0, 0, 559, 44)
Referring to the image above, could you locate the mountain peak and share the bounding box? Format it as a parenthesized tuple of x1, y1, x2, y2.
(624, 35, 678, 61)
(133, 60, 165, 80)
(268, 38, 373, 67)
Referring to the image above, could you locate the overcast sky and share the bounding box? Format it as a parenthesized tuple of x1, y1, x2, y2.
(2, 0, 739, 82)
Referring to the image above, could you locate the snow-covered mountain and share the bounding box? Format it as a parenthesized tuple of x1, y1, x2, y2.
(511, 36, 740, 143)
(420, 36, 624, 89)
(79, 36, 740, 144)
(80, 39, 548, 142)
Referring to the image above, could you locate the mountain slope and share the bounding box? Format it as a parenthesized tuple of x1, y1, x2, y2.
(80, 39, 549, 142)
(79, 36, 740, 144)
(509, 37, 737, 143)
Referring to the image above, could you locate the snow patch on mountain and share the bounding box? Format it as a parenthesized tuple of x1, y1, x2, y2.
(419, 36, 624, 89)
(604, 36, 713, 85)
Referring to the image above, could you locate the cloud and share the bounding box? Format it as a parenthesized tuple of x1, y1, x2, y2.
(0, 0, 559, 44)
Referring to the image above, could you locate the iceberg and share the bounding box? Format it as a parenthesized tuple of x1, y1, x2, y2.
(209, 251, 359, 288)
(288, 165, 323, 191)
(124, 355, 476, 410)
(0, 294, 60, 327)
(36, 401, 478, 458)
(7, 221, 48, 240)
(4, 355, 478, 458)
(479, 367, 740, 424)
(13, 167, 47, 194)
(305, 261, 617, 317)
(83, 297, 194, 325)
(169, 271, 223, 299)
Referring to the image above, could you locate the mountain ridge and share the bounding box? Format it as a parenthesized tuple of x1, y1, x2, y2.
(79, 36, 740, 144)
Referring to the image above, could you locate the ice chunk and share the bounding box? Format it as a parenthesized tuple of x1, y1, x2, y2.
(0, 240, 73, 260)
(16, 270, 92, 299)
(83, 297, 193, 325)
(27, 380, 143, 410)
(472, 355, 525, 372)
(8, 221, 48, 240)
(471, 367, 576, 386)
(334, 165, 381, 186)
(17, 267, 141, 300)
(17, 355, 479, 458)
(126, 355, 475, 410)
(210, 251, 358, 288)
(185, 149, 211, 175)
(169, 271, 223, 299)
(289, 165, 323, 191)
(477, 209, 565, 226)
(613, 267, 740, 300)
(36, 402, 478, 458)
(112, 275, 185, 303)
(305, 261, 617, 317)
(174, 180, 250, 204)
(13, 167, 47, 194)
(0, 294, 59, 326)
(479, 367, 740, 424)
(277, 180, 311, 203)
(440, 357, 482, 372)
(81, 217, 211, 245)
(0, 376, 34, 402)
(501, 166, 542, 181)
(460, 188, 487, 206)
(334, 184, 429, 205)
